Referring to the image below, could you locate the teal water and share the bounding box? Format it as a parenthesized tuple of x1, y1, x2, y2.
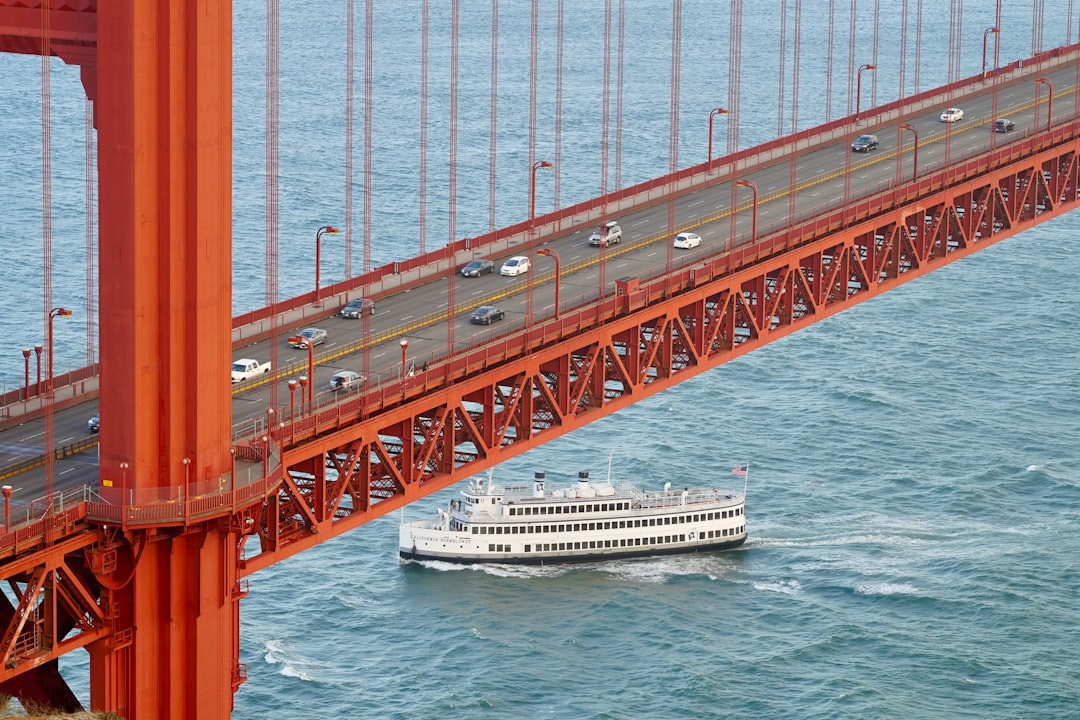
(2, 2, 1079, 718)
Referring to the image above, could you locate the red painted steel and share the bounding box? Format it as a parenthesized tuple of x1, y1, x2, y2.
(238, 127, 1080, 573)
(3, 6, 1080, 717)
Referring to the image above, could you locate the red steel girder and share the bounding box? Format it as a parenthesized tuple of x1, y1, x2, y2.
(240, 126, 1080, 574)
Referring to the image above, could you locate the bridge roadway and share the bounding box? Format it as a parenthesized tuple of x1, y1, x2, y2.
(2, 51, 1078, 501)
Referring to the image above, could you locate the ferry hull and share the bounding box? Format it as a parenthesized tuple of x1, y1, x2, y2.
(399, 536, 747, 565)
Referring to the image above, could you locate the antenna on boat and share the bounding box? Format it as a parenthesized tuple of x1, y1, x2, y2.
(606, 451, 613, 483)
(742, 463, 750, 498)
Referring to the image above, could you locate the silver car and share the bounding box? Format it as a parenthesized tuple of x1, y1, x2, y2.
(288, 327, 327, 348)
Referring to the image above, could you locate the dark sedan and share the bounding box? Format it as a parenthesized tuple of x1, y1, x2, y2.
(460, 259, 495, 277)
(339, 298, 375, 317)
(469, 305, 505, 325)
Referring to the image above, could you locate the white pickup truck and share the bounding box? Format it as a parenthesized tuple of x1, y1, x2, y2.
(231, 358, 272, 384)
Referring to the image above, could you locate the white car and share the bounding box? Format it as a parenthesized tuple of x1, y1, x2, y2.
(500, 256, 531, 276)
(329, 370, 363, 391)
(672, 232, 702, 249)
(940, 107, 964, 123)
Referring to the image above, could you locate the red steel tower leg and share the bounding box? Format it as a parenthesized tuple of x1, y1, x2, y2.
(91, 2, 237, 718)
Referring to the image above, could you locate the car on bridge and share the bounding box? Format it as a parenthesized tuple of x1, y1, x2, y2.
(288, 328, 327, 348)
(993, 118, 1016, 133)
(851, 134, 879, 152)
(470, 305, 505, 325)
(589, 220, 622, 247)
(329, 370, 363, 391)
(340, 298, 375, 317)
(500, 256, 530, 276)
(460, 258, 495, 277)
(88, 415, 99, 433)
(672, 232, 702, 249)
(940, 107, 964, 122)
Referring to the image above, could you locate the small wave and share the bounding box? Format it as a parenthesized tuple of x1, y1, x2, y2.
(263, 639, 316, 682)
(854, 582, 919, 596)
(753, 578, 802, 595)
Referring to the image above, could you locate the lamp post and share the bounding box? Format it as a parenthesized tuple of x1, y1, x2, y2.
(982, 27, 999, 79)
(529, 161, 553, 233)
(897, 123, 919, 183)
(314, 225, 340, 304)
(34, 344, 42, 397)
(399, 339, 409, 398)
(21, 348, 30, 401)
(736, 179, 759, 244)
(1035, 77, 1053, 133)
(2, 486, 10, 529)
(297, 375, 308, 415)
(287, 379, 298, 421)
(855, 64, 876, 122)
(47, 307, 72, 393)
(536, 247, 562, 320)
(708, 107, 729, 171)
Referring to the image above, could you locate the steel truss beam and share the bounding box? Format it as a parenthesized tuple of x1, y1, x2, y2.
(240, 131, 1080, 573)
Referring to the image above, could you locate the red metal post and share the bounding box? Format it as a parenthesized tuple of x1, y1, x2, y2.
(1035, 77, 1053, 132)
(287, 379, 298, 422)
(537, 248, 561, 319)
(708, 108, 728, 171)
(2, 485, 10, 529)
(529, 161, 552, 233)
(736, 179, 758, 244)
(855, 64, 875, 122)
(400, 339, 409, 382)
(299, 337, 315, 410)
(982, 27, 999, 79)
(33, 344, 42, 397)
(21, 348, 31, 401)
(298, 375, 309, 415)
(314, 225, 339, 304)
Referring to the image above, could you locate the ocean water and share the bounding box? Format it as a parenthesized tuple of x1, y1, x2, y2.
(2, 2, 1079, 718)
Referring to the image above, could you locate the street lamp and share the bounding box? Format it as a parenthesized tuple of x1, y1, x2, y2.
(855, 64, 876, 122)
(21, 348, 30, 401)
(736, 179, 759, 245)
(708, 107, 729, 171)
(47, 307, 72, 393)
(399, 339, 409, 398)
(314, 225, 340, 304)
(898, 123, 919, 183)
(982, 27, 999, 79)
(287, 379, 298, 421)
(297, 375, 308, 415)
(1035, 77, 1053, 133)
(529, 161, 553, 233)
(536, 247, 562, 320)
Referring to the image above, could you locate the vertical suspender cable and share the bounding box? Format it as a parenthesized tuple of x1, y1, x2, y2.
(666, 0, 681, 275)
(487, 0, 497, 232)
(826, 0, 835, 120)
(598, 0, 612, 300)
(791, 0, 801, 135)
(345, 0, 355, 275)
(899, 0, 908, 98)
(789, 0, 800, 221)
(948, 0, 961, 84)
(266, 0, 281, 411)
(86, 100, 97, 367)
(847, 0, 856, 117)
(728, 0, 742, 244)
(554, 0, 564, 208)
(1032, 0, 1044, 53)
(364, 0, 373, 273)
(615, 0, 625, 189)
(872, 0, 880, 107)
(421, 0, 430, 246)
(528, 0, 538, 189)
(914, 0, 923, 93)
(447, 0, 459, 352)
(41, 0, 55, 498)
(777, 0, 787, 137)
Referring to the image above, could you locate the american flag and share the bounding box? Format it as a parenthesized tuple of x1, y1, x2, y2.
(731, 465, 749, 477)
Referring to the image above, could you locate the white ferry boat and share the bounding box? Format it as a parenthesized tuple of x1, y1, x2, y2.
(399, 468, 747, 565)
